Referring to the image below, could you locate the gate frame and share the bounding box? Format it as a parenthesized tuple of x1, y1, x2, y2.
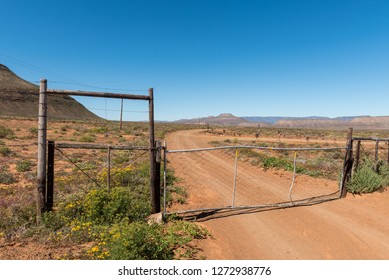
(163, 142, 349, 216)
(36, 79, 159, 223)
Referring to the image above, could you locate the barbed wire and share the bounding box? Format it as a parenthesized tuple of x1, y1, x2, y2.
(87, 107, 148, 113)
(0, 53, 82, 84)
(46, 81, 148, 93)
(0, 54, 148, 94)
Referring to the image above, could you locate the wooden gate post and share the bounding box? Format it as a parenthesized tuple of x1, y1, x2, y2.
(36, 79, 47, 223)
(387, 141, 389, 164)
(341, 127, 354, 198)
(375, 140, 379, 162)
(149, 88, 160, 213)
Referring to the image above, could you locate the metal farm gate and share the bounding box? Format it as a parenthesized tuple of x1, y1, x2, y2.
(163, 143, 349, 216)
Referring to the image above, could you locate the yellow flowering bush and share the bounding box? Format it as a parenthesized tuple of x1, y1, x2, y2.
(38, 153, 208, 260)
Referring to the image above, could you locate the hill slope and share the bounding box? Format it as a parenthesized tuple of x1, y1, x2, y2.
(177, 113, 251, 126)
(177, 113, 389, 130)
(0, 64, 98, 120)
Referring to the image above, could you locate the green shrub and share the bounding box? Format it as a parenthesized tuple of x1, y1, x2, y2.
(0, 198, 35, 236)
(29, 128, 38, 137)
(99, 164, 150, 189)
(376, 161, 389, 186)
(0, 171, 16, 184)
(60, 187, 150, 225)
(45, 185, 207, 259)
(89, 127, 109, 134)
(41, 211, 67, 231)
(0, 146, 11, 157)
(347, 165, 383, 194)
(101, 221, 173, 260)
(89, 219, 209, 260)
(72, 162, 97, 172)
(347, 159, 389, 194)
(166, 186, 188, 205)
(113, 151, 130, 165)
(79, 134, 96, 142)
(0, 125, 14, 139)
(16, 160, 32, 172)
(60, 125, 71, 132)
(263, 156, 293, 171)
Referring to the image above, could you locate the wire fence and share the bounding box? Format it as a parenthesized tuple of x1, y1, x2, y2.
(164, 144, 347, 215)
(52, 143, 150, 203)
(353, 137, 389, 162)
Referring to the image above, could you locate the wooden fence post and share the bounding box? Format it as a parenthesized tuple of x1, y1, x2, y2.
(36, 79, 47, 223)
(341, 128, 354, 198)
(46, 140, 55, 211)
(375, 140, 379, 162)
(149, 88, 159, 213)
(374, 140, 380, 172)
(387, 141, 389, 164)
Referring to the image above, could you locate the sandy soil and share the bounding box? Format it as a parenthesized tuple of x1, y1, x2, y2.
(0, 240, 88, 260)
(166, 129, 389, 259)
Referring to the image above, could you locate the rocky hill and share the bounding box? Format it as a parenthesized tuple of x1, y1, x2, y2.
(271, 116, 389, 130)
(242, 116, 365, 124)
(0, 64, 98, 120)
(176, 113, 389, 130)
(177, 113, 252, 126)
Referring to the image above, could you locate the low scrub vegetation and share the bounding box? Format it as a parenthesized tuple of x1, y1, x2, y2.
(0, 170, 16, 184)
(16, 159, 32, 173)
(40, 183, 207, 260)
(0, 146, 11, 157)
(0, 164, 16, 185)
(0, 119, 208, 260)
(347, 159, 389, 194)
(210, 140, 343, 179)
(0, 125, 14, 139)
(1, 161, 207, 259)
(4, 118, 387, 259)
(207, 126, 348, 141)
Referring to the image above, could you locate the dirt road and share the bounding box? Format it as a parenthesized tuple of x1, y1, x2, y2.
(166, 130, 389, 259)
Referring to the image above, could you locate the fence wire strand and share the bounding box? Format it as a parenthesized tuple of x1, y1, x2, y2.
(164, 145, 346, 215)
(51, 143, 150, 205)
(55, 146, 104, 188)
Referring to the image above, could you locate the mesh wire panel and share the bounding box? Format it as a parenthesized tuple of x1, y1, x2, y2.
(165, 145, 346, 214)
(54, 145, 150, 202)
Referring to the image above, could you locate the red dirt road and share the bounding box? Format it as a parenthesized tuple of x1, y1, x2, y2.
(166, 130, 389, 259)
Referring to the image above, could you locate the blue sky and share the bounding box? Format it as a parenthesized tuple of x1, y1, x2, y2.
(1, 0, 389, 121)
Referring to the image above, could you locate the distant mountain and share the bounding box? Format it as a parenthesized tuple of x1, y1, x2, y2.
(175, 113, 389, 130)
(0, 64, 99, 120)
(242, 116, 329, 124)
(242, 116, 370, 124)
(177, 113, 250, 126)
(334, 116, 370, 121)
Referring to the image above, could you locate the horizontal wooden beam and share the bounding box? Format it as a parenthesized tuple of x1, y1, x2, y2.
(46, 89, 150, 100)
(353, 137, 389, 142)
